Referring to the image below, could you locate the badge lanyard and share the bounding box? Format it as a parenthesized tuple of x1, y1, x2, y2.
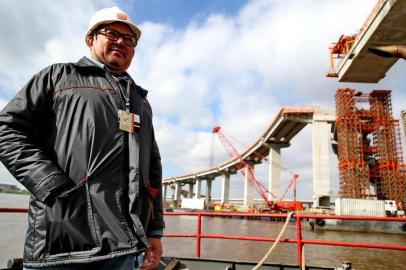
(117, 77, 140, 133)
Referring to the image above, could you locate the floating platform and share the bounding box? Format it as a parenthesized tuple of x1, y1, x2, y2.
(306, 218, 406, 235)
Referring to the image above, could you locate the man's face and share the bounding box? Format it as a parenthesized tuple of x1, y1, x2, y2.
(88, 23, 135, 75)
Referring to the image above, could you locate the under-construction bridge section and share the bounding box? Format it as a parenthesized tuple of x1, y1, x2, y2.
(332, 0, 406, 83)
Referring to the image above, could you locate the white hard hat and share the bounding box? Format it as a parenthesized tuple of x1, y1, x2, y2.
(86, 6, 141, 43)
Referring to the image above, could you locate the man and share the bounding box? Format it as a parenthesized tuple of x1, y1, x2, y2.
(0, 6, 164, 270)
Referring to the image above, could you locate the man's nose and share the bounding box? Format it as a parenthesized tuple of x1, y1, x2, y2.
(114, 37, 126, 45)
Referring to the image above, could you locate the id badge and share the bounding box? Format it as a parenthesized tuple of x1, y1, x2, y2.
(118, 109, 137, 133)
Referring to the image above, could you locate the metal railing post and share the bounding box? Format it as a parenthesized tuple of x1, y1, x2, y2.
(196, 213, 202, 258)
(295, 215, 303, 266)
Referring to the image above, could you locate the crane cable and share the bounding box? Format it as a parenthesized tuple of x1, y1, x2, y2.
(251, 211, 294, 270)
(209, 132, 216, 168)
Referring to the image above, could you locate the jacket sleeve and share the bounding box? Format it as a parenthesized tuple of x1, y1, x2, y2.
(0, 66, 75, 203)
(147, 128, 165, 236)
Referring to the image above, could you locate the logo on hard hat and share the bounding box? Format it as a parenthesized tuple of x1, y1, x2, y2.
(117, 13, 127, 20)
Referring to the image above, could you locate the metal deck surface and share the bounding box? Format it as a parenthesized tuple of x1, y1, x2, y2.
(157, 257, 335, 270)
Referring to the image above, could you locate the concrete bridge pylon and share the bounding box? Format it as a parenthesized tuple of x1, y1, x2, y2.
(220, 173, 230, 205)
(312, 109, 335, 207)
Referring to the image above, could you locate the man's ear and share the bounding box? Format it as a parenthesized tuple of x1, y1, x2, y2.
(86, 35, 94, 47)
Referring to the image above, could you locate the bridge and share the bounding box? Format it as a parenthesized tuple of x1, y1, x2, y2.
(162, 0, 406, 209)
(162, 106, 336, 208)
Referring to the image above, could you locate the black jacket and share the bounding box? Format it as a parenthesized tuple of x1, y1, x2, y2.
(0, 57, 164, 267)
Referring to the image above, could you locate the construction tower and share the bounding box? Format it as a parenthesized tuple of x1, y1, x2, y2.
(335, 89, 405, 208)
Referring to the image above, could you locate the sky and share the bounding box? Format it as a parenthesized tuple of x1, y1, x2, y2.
(0, 0, 405, 201)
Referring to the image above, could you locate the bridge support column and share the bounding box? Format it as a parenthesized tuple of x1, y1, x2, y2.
(188, 183, 194, 198)
(312, 114, 332, 207)
(170, 185, 175, 206)
(174, 182, 182, 207)
(244, 164, 254, 208)
(194, 179, 201, 199)
(206, 179, 212, 206)
(268, 146, 281, 200)
(221, 173, 230, 204)
(163, 184, 168, 204)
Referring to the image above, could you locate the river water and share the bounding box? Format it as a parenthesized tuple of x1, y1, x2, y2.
(0, 194, 405, 269)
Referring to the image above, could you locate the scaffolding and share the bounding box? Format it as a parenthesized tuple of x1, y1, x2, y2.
(335, 89, 406, 208)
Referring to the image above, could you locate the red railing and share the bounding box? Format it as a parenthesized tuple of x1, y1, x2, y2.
(0, 208, 28, 213)
(164, 212, 406, 267)
(2, 208, 405, 267)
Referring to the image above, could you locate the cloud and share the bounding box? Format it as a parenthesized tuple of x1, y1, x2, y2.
(133, 0, 378, 131)
(0, 0, 107, 96)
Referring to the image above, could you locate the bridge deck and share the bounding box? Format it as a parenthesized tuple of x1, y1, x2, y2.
(338, 0, 406, 83)
(163, 106, 335, 184)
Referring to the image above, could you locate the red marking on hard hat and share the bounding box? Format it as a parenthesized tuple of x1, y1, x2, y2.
(117, 13, 127, 20)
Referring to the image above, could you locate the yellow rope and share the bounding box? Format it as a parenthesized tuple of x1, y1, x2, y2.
(252, 212, 294, 270)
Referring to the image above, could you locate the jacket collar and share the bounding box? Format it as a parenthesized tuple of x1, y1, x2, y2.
(74, 57, 149, 98)
(75, 56, 103, 69)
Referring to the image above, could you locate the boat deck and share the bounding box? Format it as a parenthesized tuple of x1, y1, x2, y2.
(158, 257, 334, 270)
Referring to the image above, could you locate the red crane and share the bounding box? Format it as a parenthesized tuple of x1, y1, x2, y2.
(272, 174, 302, 212)
(212, 126, 302, 212)
(327, 34, 356, 77)
(277, 174, 299, 202)
(212, 126, 276, 207)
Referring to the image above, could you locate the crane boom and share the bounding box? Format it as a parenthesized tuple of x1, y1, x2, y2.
(277, 174, 299, 201)
(212, 126, 276, 206)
